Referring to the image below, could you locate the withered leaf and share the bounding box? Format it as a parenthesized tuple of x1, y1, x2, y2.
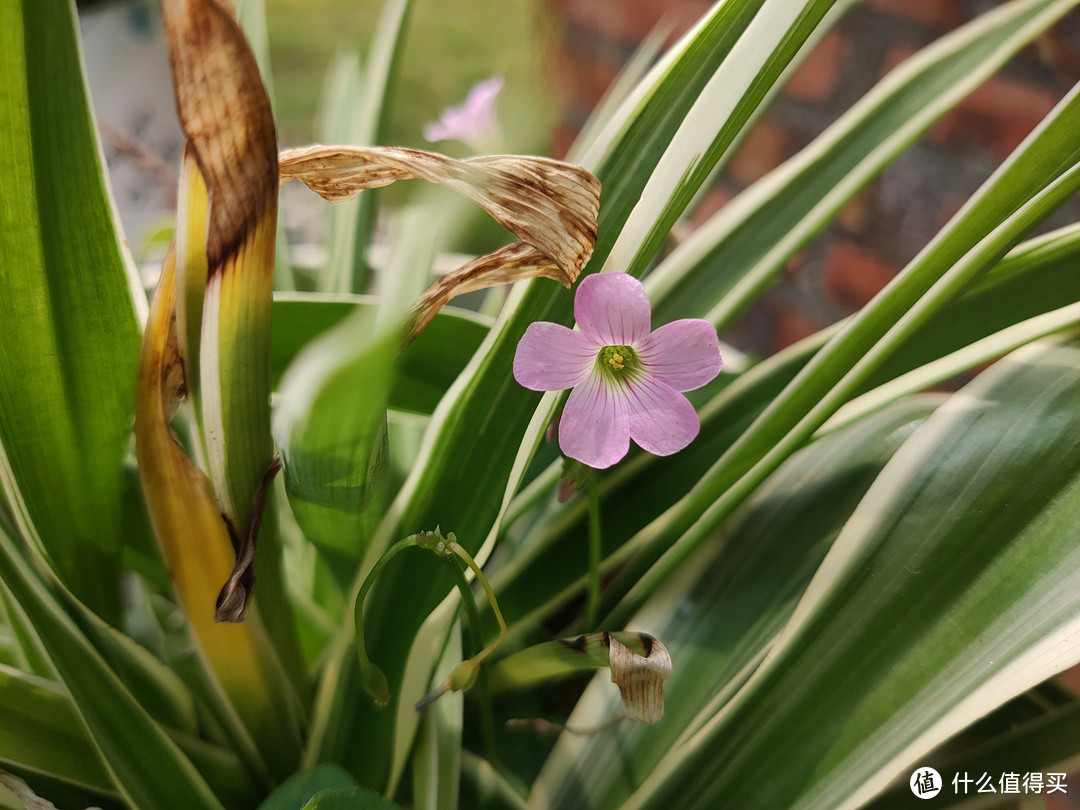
(279, 145, 601, 341)
(160, 0, 279, 619)
(609, 633, 672, 724)
(161, 0, 277, 271)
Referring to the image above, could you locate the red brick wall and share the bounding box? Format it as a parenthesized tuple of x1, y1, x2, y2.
(546, 0, 1080, 357)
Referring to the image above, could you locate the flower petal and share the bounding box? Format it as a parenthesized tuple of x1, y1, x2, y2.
(559, 373, 630, 469)
(514, 322, 596, 391)
(575, 272, 651, 346)
(625, 376, 700, 457)
(423, 76, 504, 151)
(637, 319, 722, 392)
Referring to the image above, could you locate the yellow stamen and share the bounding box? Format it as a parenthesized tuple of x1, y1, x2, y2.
(608, 353, 624, 370)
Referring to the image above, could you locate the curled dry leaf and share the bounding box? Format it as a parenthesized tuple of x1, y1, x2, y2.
(498, 631, 673, 733)
(278, 145, 601, 341)
(609, 633, 672, 724)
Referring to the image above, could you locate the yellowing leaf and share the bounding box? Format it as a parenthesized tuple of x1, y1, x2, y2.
(161, 0, 280, 618)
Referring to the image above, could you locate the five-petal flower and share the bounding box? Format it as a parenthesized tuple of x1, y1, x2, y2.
(513, 272, 721, 469)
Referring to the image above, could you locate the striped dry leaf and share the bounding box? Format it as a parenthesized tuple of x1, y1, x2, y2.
(493, 631, 673, 727)
(608, 634, 671, 724)
(278, 145, 601, 340)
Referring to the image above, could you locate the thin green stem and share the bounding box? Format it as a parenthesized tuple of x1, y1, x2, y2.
(453, 543, 507, 651)
(354, 534, 421, 704)
(584, 475, 603, 629)
(445, 554, 498, 766)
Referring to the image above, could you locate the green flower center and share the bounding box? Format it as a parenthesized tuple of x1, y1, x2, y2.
(596, 345, 639, 383)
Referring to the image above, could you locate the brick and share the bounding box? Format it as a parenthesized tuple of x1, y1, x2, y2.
(786, 30, 849, 102)
(1031, 27, 1080, 82)
(549, 42, 622, 111)
(766, 299, 826, 354)
(549, 122, 578, 160)
(688, 185, 734, 227)
(864, 0, 966, 31)
(836, 190, 871, 235)
(727, 118, 792, 187)
(554, 0, 710, 47)
(1060, 663, 1080, 696)
(927, 75, 1060, 161)
(822, 241, 897, 311)
(879, 44, 918, 80)
(932, 194, 968, 234)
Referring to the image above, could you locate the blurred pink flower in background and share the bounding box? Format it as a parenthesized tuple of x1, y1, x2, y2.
(423, 76, 505, 152)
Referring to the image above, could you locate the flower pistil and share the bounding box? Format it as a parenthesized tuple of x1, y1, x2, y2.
(598, 345, 637, 380)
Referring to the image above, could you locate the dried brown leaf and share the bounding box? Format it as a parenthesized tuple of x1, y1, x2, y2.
(161, 0, 277, 271)
(404, 241, 564, 341)
(609, 634, 672, 724)
(278, 145, 601, 339)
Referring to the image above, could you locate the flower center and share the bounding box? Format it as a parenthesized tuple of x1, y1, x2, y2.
(597, 345, 639, 383)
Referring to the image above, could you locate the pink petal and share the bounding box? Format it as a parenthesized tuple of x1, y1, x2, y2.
(559, 373, 630, 469)
(625, 375, 700, 457)
(423, 76, 504, 151)
(575, 272, 652, 346)
(514, 322, 596, 391)
(637, 319, 722, 392)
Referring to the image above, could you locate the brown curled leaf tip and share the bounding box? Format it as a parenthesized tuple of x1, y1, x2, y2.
(161, 0, 277, 271)
(609, 635, 672, 724)
(278, 145, 601, 342)
(214, 454, 282, 623)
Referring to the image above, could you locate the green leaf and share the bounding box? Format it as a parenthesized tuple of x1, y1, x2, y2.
(301, 789, 403, 810)
(606, 77, 1080, 624)
(865, 219, 1080, 391)
(0, 528, 223, 810)
(256, 764, 357, 810)
(273, 306, 397, 562)
(866, 691, 1080, 809)
(528, 396, 939, 809)
(491, 217, 1080, 644)
(411, 630, 463, 810)
(620, 337, 1080, 809)
(275, 204, 442, 566)
(0, 665, 114, 797)
(0, 0, 144, 620)
(270, 294, 490, 414)
(595, 0, 841, 278)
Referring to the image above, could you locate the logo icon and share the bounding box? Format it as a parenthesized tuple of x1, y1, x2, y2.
(910, 767, 942, 799)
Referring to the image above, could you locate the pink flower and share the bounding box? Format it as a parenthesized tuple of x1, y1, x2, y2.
(514, 273, 722, 469)
(423, 76, 504, 152)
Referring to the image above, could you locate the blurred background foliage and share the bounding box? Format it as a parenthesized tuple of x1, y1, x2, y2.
(263, 0, 557, 152)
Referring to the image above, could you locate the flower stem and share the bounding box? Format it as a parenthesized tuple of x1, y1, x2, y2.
(585, 475, 603, 629)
